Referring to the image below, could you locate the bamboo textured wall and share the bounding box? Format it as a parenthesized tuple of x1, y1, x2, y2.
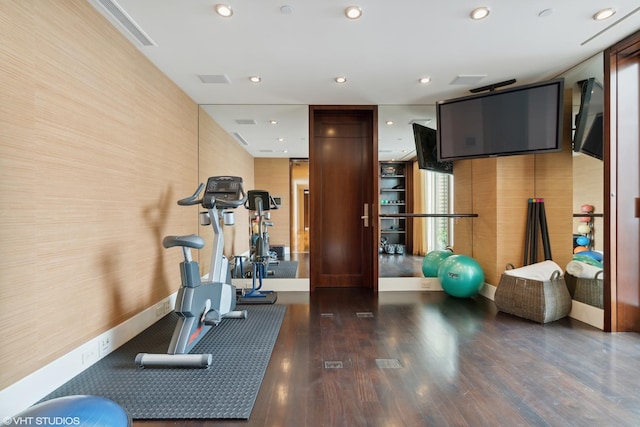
(254, 158, 292, 249)
(0, 1, 254, 390)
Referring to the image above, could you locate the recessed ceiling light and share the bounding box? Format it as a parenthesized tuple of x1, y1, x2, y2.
(214, 4, 233, 17)
(386, 121, 394, 125)
(249, 76, 261, 83)
(269, 120, 278, 125)
(470, 6, 490, 20)
(277, 138, 284, 142)
(419, 76, 431, 84)
(345, 6, 362, 19)
(335, 76, 347, 83)
(593, 8, 616, 21)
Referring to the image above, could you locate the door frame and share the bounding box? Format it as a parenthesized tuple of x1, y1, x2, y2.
(604, 30, 640, 332)
(308, 105, 379, 291)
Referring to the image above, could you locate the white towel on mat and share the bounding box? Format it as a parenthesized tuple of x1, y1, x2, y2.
(566, 261, 603, 279)
(503, 260, 563, 281)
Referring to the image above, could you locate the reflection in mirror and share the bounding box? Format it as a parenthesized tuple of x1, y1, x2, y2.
(201, 105, 470, 278)
(376, 106, 475, 279)
(290, 159, 309, 278)
(563, 53, 605, 309)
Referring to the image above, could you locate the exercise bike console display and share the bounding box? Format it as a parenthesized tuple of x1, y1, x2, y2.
(203, 176, 246, 209)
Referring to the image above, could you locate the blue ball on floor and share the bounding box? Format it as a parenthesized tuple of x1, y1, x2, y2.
(437, 255, 484, 298)
(13, 395, 131, 427)
(422, 250, 454, 277)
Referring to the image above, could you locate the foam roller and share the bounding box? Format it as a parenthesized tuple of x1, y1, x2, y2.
(135, 353, 212, 368)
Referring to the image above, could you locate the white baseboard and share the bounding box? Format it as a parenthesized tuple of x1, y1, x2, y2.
(0, 293, 176, 420)
(568, 300, 604, 329)
(379, 277, 443, 291)
(231, 277, 445, 292)
(479, 282, 497, 300)
(232, 278, 309, 292)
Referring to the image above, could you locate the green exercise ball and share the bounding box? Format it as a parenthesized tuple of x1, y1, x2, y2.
(437, 255, 484, 298)
(422, 250, 454, 277)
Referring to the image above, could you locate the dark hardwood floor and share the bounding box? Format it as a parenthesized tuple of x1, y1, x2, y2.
(135, 289, 640, 427)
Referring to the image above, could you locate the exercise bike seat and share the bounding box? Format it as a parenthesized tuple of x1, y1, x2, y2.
(162, 234, 205, 249)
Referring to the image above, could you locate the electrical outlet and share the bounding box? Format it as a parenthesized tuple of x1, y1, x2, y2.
(99, 337, 111, 357)
(163, 300, 171, 314)
(421, 280, 432, 289)
(155, 305, 163, 317)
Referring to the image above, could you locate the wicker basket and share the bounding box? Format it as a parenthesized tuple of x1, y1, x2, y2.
(567, 271, 604, 309)
(495, 269, 572, 323)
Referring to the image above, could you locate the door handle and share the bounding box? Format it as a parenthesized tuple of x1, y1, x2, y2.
(361, 203, 369, 227)
(635, 198, 640, 218)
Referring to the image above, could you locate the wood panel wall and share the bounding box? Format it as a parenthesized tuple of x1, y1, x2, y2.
(0, 1, 254, 391)
(452, 160, 474, 256)
(253, 158, 291, 249)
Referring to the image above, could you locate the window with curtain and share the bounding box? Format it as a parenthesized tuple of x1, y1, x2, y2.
(413, 165, 454, 255)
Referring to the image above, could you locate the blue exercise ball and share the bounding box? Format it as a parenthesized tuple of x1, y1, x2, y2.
(422, 250, 454, 277)
(575, 235, 590, 246)
(437, 255, 484, 298)
(13, 395, 131, 427)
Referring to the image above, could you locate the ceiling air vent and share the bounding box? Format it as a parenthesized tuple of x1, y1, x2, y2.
(197, 74, 232, 84)
(96, 0, 156, 46)
(232, 132, 249, 146)
(235, 119, 257, 125)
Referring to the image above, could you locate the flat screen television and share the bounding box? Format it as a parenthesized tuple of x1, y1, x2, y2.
(412, 123, 453, 174)
(436, 78, 564, 161)
(573, 78, 603, 160)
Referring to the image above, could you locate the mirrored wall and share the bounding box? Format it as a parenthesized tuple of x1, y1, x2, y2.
(198, 51, 605, 303)
(562, 54, 605, 310)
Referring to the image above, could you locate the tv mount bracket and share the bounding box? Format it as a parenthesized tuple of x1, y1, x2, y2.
(469, 78, 517, 93)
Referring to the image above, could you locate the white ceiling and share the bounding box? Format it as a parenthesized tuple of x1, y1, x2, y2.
(89, 0, 639, 160)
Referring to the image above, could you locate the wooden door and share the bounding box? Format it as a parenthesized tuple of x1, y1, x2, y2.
(605, 30, 640, 332)
(309, 106, 378, 289)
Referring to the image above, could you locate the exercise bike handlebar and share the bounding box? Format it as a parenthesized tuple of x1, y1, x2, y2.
(177, 178, 248, 209)
(177, 183, 205, 206)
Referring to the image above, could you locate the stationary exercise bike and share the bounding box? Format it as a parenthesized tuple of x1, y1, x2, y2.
(136, 176, 248, 368)
(235, 190, 278, 304)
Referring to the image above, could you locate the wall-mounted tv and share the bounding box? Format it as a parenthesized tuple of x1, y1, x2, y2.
(436, 78, 564, 161)
(412, 123, 453, 174)
(573, 78, 603, 160)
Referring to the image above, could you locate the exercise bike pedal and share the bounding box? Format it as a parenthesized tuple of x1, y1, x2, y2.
(203, 309, 222, 326)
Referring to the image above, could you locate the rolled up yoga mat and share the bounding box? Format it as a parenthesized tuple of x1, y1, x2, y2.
(566, 260, 603, 279)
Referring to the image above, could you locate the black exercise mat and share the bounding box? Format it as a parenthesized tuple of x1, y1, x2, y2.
(40, 304, 286, 420)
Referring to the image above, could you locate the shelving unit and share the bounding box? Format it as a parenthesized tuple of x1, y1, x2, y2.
(379, 162, 412, 254)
